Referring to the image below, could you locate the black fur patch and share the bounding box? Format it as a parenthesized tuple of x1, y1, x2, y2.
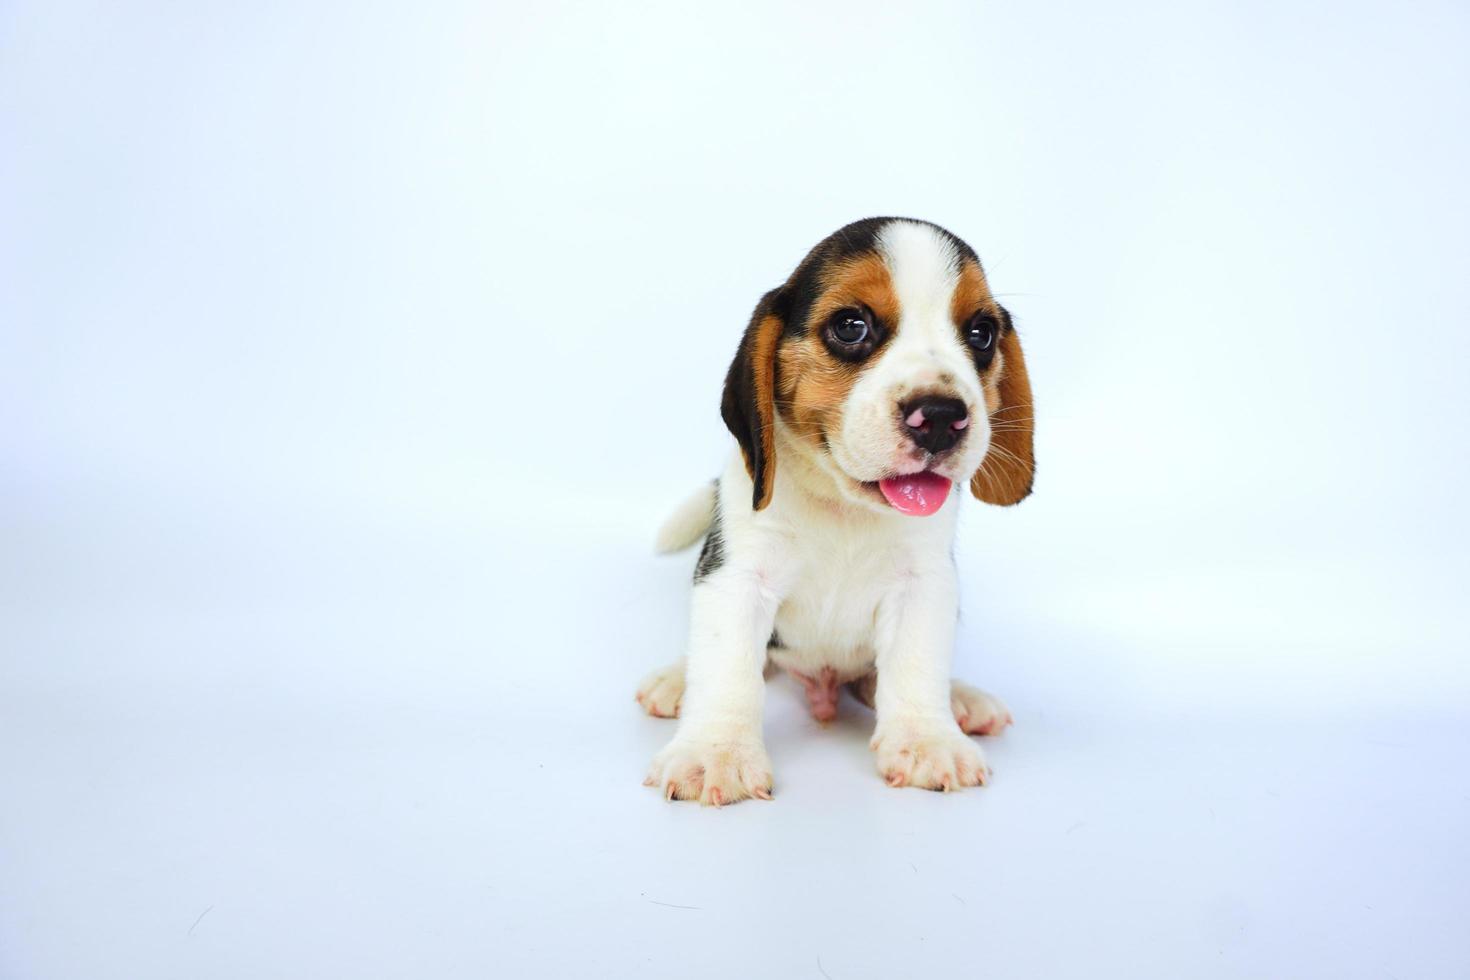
(693, 485, 724, 583)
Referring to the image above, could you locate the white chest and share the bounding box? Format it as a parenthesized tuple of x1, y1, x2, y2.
(775, 549, 886, 649)
(767, 519, 941, 679)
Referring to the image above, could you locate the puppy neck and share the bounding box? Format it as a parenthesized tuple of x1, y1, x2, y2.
(771, 422, 884, 522)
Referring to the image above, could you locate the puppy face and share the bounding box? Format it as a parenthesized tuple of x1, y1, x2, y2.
(723, 218, 1034, 514)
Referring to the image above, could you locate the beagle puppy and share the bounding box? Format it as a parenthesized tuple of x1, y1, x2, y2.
(637, 217, 1034, 805)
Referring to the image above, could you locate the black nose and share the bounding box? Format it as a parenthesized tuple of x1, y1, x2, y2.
(901, 396, 969, 454)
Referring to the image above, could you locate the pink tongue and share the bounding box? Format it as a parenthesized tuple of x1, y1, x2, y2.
(877, 472, 953, 516)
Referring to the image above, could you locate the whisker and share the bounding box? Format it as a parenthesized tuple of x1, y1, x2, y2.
(984, 442, 1027, 463)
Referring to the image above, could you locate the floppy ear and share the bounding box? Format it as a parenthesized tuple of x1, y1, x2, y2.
(971, 313, 1035, 506)
(721, 288, 785, 511)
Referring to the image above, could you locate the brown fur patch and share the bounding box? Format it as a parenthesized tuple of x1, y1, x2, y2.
(983, 351, 1004, 414)
(748, 313, 783, 510)
(970, 327, 1035, 505)
(777, 334, 854, 449)
(811, 253, 901, 330)
(950, 260, 995, 326)
(776, 254, 901, 450)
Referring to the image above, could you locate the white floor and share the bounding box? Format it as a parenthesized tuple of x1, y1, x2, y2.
(3, 496, 1466, 979)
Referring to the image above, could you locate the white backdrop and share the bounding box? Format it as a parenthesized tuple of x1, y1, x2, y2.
(3, 1, 1468, 977)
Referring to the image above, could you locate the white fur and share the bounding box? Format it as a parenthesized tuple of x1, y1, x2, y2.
(644, 220, 1009, 804)
(653, 482, 716, 553)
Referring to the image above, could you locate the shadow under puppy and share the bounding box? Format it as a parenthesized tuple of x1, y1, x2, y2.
(638, 217, 1034, 805)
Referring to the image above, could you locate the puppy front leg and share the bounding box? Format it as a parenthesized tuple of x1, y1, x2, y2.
(870, 564, 990, 791)
(646, 570, 780, 805)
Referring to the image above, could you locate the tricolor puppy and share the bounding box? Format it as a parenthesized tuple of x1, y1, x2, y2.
(637, 217, 1035, 805)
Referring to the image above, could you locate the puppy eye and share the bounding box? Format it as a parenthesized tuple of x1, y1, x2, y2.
(829, 311, 871, 346)
(966, 316, 997, 352)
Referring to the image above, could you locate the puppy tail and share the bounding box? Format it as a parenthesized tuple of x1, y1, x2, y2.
(655, 481, 717, 554)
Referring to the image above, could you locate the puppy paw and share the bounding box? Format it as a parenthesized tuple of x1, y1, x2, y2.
(872, 720, 990, 791)
(645, 733, 774, 806)
(635, 662, 685, 719)
(951, 682, 1012, 735)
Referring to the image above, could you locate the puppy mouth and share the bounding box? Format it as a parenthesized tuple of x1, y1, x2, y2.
(862, 470, 954, 517)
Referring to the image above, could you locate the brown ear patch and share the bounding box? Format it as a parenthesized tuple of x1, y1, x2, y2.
(721, 294, 786, 511)
(746, 313, 782, 510)
(970, 321, 1035, 506)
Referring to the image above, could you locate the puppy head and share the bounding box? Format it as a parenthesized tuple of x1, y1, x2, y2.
(722, 218, 1034, 514)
